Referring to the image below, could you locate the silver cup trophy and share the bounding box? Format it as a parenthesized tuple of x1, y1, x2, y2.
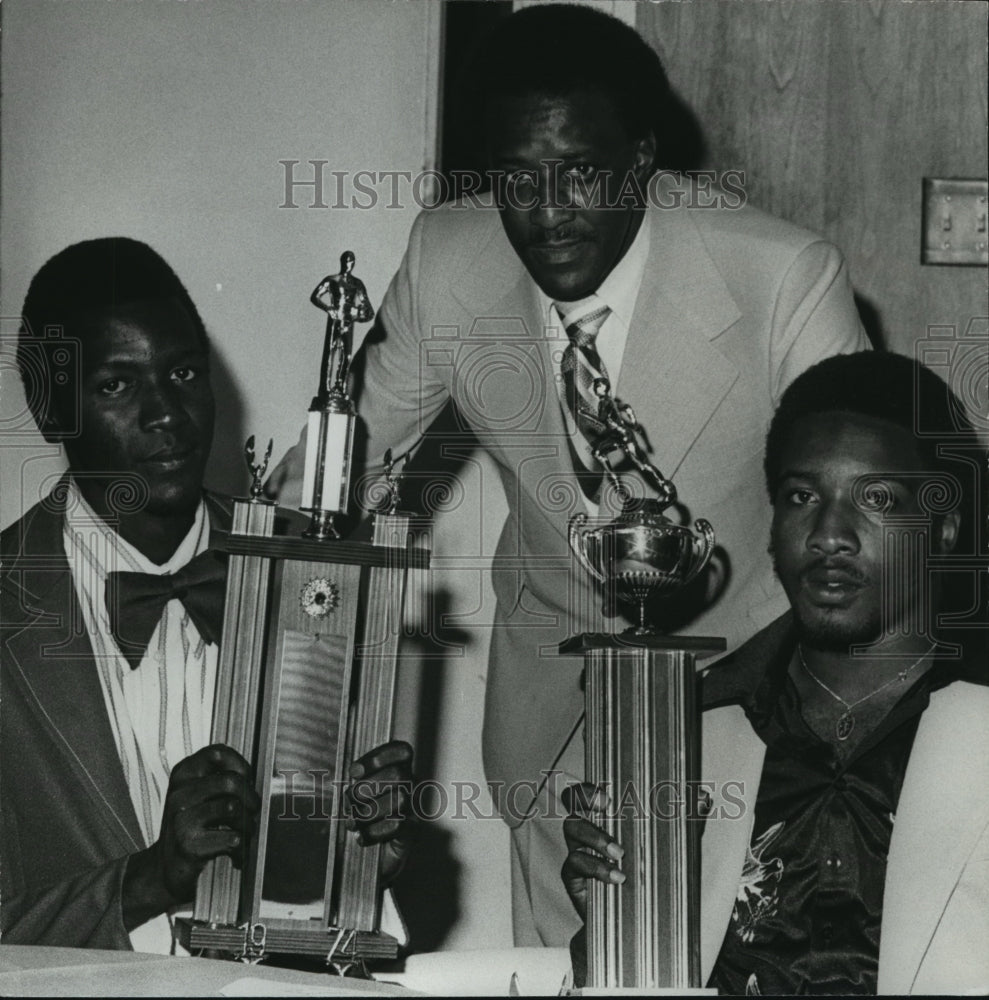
(569, 499, 715, 636)
(563, 379, 723, 995)
(569, 377, 715, 633)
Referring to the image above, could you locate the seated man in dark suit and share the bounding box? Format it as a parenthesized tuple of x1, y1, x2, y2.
(562, 351, 988, 993)
(1, 237, 414, 952)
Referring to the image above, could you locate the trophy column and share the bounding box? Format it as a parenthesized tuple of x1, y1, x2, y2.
(563, 634, 724, 994)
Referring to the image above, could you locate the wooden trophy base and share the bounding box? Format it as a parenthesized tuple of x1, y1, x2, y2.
(174, 917, 398, 965)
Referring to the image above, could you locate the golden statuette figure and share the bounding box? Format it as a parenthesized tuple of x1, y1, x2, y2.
(311, 250, 374, 404)
(301, 251, 374, 539)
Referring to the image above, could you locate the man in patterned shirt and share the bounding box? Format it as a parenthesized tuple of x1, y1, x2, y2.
(562, 351, 988, 993)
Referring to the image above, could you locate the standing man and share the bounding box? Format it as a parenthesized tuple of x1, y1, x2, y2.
(267, 4, 868, 944)
(1, 238, 413, 952)
(563, 352, 987, 993)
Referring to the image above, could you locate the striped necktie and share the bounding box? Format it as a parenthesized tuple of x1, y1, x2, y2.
(555, 296, 612, 500)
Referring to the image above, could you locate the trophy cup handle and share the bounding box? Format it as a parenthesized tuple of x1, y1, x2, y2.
(569, 512, 607, 585)
(683, 518, 716, 585)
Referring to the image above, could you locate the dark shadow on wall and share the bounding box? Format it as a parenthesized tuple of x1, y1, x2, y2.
(655, 89, 707, 175)
(440, 0, 707, 186)
(441, 0, 514, 185)
(854, 293, 886, 350)
(392, 811, 463, 954)
(203, 340, 248, 498)
(388, 539, 472, 951)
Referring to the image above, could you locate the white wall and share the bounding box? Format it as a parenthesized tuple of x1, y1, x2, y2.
(1, 0, 513, 953)
(1, 0, 444, 522)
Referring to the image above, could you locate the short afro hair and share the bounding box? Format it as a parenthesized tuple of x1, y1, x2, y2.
(764, 350, 981, 509)
(18, 236, 207, 437)
(473, 3, 670, 147)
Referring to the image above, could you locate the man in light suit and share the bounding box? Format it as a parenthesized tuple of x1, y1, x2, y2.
(1, 238, 414, 951)
(267, 4, 868, 944)
(563, 352, 988, 994)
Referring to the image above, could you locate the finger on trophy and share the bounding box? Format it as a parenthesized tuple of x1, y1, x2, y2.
(563, 816, 624, 868)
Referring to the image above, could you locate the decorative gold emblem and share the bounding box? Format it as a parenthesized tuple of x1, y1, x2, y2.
(300, 577, 339, 618)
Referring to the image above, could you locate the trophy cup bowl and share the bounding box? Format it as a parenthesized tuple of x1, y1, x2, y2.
(569, 498, 715, 634)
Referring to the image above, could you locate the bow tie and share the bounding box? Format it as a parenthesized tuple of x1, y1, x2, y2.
(105, 549, 227, 670)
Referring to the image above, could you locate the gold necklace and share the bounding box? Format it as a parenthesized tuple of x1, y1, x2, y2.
(797, 645, 935, 741)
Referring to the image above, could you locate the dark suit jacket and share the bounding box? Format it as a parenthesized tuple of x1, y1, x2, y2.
(0, 485, 232, 948)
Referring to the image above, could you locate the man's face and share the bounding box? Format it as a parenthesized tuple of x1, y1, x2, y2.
(770, 411, 958, 651)
(486, 90, 655, 302)
(56, 297, 215, 519)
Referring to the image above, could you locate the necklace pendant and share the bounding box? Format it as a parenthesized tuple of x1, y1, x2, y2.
(836, 712, 855, 741)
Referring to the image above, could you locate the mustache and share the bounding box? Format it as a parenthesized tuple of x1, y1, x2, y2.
(143, 436, 200, 462)
(801, 556, 867, 585)
(529, 227, 592, 246)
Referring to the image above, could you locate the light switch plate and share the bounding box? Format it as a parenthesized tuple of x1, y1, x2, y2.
(922, 178, 988, 266)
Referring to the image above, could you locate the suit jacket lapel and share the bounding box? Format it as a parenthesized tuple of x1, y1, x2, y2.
(3, 494, 143, 852)
(878, 680, 989, 994)
(447, 202, 746, 510)
(619, 206, 741, 483)
(700, 702, 765, 982)
(450, 204, 530, 319)
(450, 215, 571, 468)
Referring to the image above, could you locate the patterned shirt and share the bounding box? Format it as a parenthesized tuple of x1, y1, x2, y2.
(706, 622, 985, 995)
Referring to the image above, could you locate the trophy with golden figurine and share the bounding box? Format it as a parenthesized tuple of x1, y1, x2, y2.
(565, 378, 723, 994)
(175, 253, 429, 970)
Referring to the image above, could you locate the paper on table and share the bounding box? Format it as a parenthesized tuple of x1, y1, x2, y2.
(374, 947, 573, 997)
(221, 976, 398, 997)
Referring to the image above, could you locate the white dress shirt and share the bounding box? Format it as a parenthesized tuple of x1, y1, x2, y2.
(62, 481, 217, 953)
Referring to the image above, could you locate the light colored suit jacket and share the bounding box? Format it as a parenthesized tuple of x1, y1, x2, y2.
(700, 621, 989, 995)
(274, 197, 868, 824)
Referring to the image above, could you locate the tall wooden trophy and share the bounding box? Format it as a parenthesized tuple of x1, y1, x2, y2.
(175, 253, 429, 969)
(565, 382, 724, 994)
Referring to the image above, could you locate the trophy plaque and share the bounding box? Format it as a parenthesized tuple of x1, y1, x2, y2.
(175, 254, 429, 969)
(564, 380, 724, 994)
